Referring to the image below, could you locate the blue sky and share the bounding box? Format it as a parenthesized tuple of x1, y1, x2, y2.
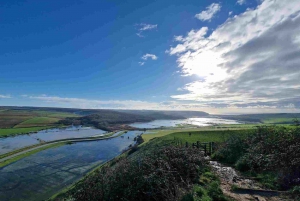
(1, 0, 300, 114)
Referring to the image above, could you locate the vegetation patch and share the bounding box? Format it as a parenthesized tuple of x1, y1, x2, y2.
(142, 127, 254, 144)
(14, 117, 60, 128)
(0, 126, 51, 138)
(212, 126, 300, 191)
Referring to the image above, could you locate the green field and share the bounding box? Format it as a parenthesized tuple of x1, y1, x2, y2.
(0, 126, 51, 138)
(142, 124, 256, 143)
(14, 117, 60, 128)
(143, 129, 253, 145)
(0, 108, 80, 137)
(262, 117, 296, 124)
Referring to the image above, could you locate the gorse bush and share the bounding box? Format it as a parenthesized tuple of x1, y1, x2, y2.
(213, 126, 300, 190)
(68, 146, 207, 201)
(212, 135, 248, 164)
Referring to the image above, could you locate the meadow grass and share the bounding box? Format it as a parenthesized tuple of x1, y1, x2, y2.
(142, 125, 255, 143)
(0, 109, 79, 129)
(262, 117, 296, 124)
(161, 129, 253, 143)
(0, 126, 51, 137)
(14, 117, 60, 127)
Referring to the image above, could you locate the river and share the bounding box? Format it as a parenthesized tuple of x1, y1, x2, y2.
(0, 131, 140, 201)
(129, 117, 240, 129)
(0, 126, 106, 155)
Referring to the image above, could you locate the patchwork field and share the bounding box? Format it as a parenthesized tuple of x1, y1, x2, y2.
(14, 117, 61, 128)
(0, 109, 80, 137)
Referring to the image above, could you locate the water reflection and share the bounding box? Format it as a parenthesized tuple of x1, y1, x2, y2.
(129, 117, 240, 129)
(0, 131, 140, 201)
(0, 126, 105, 154)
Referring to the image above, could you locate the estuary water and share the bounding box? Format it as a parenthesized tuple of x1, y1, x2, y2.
(0, 126, 105, 155)
(129, 117, 240, 129)
(0, 131, 141, 201)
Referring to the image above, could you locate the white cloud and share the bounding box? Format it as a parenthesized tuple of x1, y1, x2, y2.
(138, 23, 157, 31)
(229, 11, 233, 16)
(136, 23, 157, 37)
(138, 62, 145, 66)
(168, 0, 300, 109)
(141, 53, 158, 60)
(0, 94, 11, 98)
(237, 0, 246, 5)
(195, 3, 221, 21)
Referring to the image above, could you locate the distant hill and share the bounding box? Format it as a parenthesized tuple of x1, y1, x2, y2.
(59, 110, 154, 131)
(59, 110, 209, 131)
(0, 106, 209, 130)
(0, 106, 209, 118)
(117, 110, 209, 119)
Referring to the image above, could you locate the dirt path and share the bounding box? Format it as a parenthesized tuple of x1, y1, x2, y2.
(208, 160, 290, 201)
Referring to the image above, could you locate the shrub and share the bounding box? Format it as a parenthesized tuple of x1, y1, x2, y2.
(70, 146, 207, 201)
(180, 193, 194, 201)
(127, 144, 139, 155)
(207, 181, 228, 201)
(214, 126, 300, 190)
(193, 185, 205, 197)
(235, 155, 251, 172)
(213, 135, 247, 164)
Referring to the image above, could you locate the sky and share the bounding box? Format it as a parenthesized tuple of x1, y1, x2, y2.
(1, 0, 300, 114)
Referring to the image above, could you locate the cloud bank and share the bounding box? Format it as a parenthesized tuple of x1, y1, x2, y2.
(168, 0, 300, 110)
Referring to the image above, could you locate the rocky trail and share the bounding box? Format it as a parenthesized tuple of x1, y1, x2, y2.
(208, 160, 291, 201)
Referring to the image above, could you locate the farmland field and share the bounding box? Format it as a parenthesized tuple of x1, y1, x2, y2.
(143, 129, 253, 144)
(142, 124, 256, 143)
(0, 108, 80, 137)
(0, 127, 51, 137)
(14, 117, 61, 128)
